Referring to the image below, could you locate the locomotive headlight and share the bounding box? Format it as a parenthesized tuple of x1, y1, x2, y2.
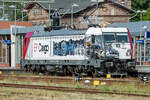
(126, 49, 131, 56)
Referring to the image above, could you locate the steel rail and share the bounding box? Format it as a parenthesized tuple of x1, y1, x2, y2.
(0, 75, 140, 83)
(0, 83, 150, 97)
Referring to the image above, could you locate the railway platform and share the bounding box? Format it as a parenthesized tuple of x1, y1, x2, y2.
(0, 67, 22, 74)
(136, 65, 150, 77)
(136, 65, 150, 73)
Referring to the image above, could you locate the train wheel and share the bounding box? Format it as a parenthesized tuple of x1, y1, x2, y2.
(63, 67, 68, 76)
(27, 65, 31, 72)
(90, 66, 96, 78)
(31, 65, 36, 73)
(92, 69, 99, 78)
(41, 66, 46, 73)
(23, 66, 28, 72)
(35, 65, 40, 73)
(92, 70, 97, 78)
(72, 66, 78, 76)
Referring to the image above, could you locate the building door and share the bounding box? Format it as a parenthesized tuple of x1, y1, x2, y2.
(146, 41, 150, 62)
(136, 39, 144, 65)
(137, 43, 143, 64)
(136, 39, 150, 65)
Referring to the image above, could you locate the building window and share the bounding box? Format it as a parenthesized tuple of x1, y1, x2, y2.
(39, 9, 42, 15)
(111, 8, 115, 15)
(34, 8, 42, 15)
(52, 10, 60, 26)
(34, 9, 38, 15)
(53, 18, 59, 26)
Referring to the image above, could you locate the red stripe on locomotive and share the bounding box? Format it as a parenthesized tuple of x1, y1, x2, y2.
(23, 32, 34, 59)
(127, 28, 133, 59)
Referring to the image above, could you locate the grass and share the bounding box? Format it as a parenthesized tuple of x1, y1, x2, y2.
(0, 87, 150, 100)
(95, 82, 150, 94)
(98, 85, 111, 92)
(1, 77, 150, 95)
(74, 82, 85, 88)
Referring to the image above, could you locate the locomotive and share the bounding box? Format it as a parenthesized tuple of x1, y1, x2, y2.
(22, 26, 136, 76)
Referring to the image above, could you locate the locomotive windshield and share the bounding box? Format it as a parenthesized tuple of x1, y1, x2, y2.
(86, 35, 103, 45)
(103, 34, 115, 43)
(103, 32, 129, 43)
(116, 33, 129, 43)
(95, 35, 102, 44)
(85, 35, 104, 59)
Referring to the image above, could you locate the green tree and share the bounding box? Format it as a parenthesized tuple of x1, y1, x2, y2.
(0, 0, 50, 21)
(142, 3, 150, 20)
(131, 0, 150, 21)
(132, 0, 148, 10)
(0, 2, 27, 21)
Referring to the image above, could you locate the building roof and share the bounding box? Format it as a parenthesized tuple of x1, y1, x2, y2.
(0, 29, 10, 35)
(0, 26, 44, 35)
(0, 22, 32, 29)
(25, 0, 135, 15)
(108, 21, 150, 36)
(32, 29, 86, 37)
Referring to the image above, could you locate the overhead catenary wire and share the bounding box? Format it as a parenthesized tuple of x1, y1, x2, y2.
(0, 0, 54, 3)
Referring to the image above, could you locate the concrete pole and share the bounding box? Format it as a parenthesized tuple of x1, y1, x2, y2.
(14, 7, 17, 68)
(71, 5, 73, 28)
(96, 0, 98, 24)
(137, 10, 146, 65)
(71, 4, 79, 29)
(11, 25, 16, 68)
(22, 9, 23, 21)
(2, 0, 4, 17)
(5, 36, 7, 63)
(133, 37, 136, 59)
(10, 5, 17, 68)
(139, 13, 142, 65)
(48, 0, 51, 26)
(144, 36, 146, 62)
(144, 29, 147, 62)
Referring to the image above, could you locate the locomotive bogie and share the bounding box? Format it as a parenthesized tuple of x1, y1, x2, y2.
(22, 59, 104, 76)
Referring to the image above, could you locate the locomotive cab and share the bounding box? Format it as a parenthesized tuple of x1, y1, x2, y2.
(85, 27, 105, 59)
(102, 28, 136, 74)
(85, 27, 136, 75)
(85, 27, 119, 59)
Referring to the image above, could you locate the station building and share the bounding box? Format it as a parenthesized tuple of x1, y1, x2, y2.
(24, 0, 134, 29)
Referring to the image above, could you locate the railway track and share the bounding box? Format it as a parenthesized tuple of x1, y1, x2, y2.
(0, 75, 142, 85)
(0, 83, 149, 97)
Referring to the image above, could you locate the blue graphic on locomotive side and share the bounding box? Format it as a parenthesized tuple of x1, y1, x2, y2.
(53, 39, 84, 56)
